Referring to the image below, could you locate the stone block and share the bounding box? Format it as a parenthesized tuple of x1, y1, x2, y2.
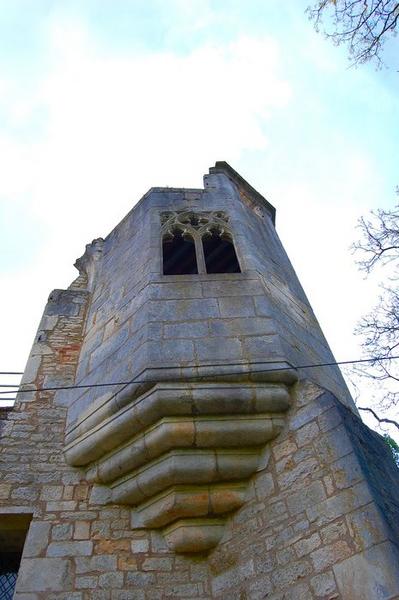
(89, 325, 129, 370)
(209, 316, 275, 337)
(330, 452, 363, 490)
(307, 482, 372, 526)
(89, 485, 112, 505)
(0, 483, 11, 498)
(318, 406, 342, 432)
(75, 555, 118, 574)
(294, 532, 321, 558)
(142, 557, 173, 571)
(126, 571, 156, 586)
(150, 298, 219, 321)
(254, 295, 272, 317)
(273, 439, 297, 461)
(211, 560, 255, 596)
(164, 321, 209, 338)
(310, 571, 337, 598)
(287, 480, 326, 515)
(218, 296, 255, 317)
(52, 523, 73, 541)
(20, 356, 41, 385)
(241, 335, 281, 360)
(295, 421, 319, 447)
(195, 337, 242, 362)
(320, 519, 347, 545)
(74, 520, 91, 540)
(278, 582, 313, 600)
(270, 559, 312, 589)
(131, 538, 149, 553)
(11, 487, 39, 501)
(99, 572, 124, 588)
(76, 576, 98, 589)
(149, 281, 203, 300)
(346, 503, 388, 550)
(46, 296, 80, 317)
(16, 558, 73, 592)
(248, 575, 273, 600)
(314, 426, 353, 465)
(47, 501, 77, 511)
(311, 540, 352, 573)
(146, 339, 195, 364)
(112, 592, 145, 600)
(254, 472, 275, 500)
(40, 485, 63, 501)
(23, 521, 51, 557)
(47, 540, 93, 557)
(277, 457, 320, 490)
(201, 279, 262, 298)
(290, 391, 336, 430)
(333, 541, 399, 599)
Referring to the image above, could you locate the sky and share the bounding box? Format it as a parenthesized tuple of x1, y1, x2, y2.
(0, 1, 398, 436)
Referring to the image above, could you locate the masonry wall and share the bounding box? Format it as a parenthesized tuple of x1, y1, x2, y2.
(65, 170, 353, 452)
(1, 288, 399, 598)
(2, 166, 399, 599)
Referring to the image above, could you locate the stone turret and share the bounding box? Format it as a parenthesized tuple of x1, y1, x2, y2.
(1, 163, 399, 599)
(62, 162, 351, 552)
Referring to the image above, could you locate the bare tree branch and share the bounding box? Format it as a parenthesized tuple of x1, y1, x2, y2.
(307, 0, 399, 67)
(350, 197, 399, 419)
(358, 406, 399, 430)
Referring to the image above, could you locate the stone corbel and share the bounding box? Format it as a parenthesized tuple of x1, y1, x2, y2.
(64, 380, 294, 553)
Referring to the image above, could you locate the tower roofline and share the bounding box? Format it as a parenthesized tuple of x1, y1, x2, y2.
(209, 161, 276, 225)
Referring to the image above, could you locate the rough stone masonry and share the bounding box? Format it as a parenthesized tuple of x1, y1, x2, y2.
(1, 162, 399, 599)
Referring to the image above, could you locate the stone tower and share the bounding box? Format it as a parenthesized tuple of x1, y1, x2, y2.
(1, 162, 399, 599)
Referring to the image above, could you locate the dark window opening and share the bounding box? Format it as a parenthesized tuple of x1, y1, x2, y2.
(163, 231, 198, 275)
(0, 553, 22, 599)
(0, 514, 31, 600)
(203, 231, 241, 274)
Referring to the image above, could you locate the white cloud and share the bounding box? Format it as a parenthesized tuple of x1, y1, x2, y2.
(0, 19, 292, 375)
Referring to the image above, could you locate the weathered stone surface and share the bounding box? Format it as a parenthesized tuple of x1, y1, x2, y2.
(47, 540, 93, 557)
(333, 541, 399, 599)
(1, 163, 399, 597)
(75, 555, 118, 574)
(16, 558, 73, 591)
(22, 521, 51, 557)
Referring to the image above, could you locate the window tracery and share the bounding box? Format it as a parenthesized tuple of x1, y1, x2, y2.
(161, 211, 241, 275)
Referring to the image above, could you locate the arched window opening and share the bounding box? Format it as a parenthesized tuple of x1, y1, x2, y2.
(163, 230, 198, 275)
(202, 229, 241, 274)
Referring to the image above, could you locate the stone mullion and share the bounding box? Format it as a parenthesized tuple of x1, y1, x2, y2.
(194, 233, 207, 274)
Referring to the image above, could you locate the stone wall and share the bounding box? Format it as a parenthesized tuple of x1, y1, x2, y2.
(1, 164, 399, 599)
(64, 169, 353, 444)
(1, 336, 399, 598)
(207, 381, 399, 599)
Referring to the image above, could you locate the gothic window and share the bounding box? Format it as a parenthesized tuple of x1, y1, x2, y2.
(161, 211, 241, 275)
(202, 227, 241, 274)
(162, 229, 198, 275)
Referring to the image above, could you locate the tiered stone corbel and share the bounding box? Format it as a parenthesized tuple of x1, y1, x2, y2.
(64, 380, 293, 553)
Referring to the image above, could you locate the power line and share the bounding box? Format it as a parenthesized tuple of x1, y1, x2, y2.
(0, 354, 398, 397)
(0, 372, 24, 375)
